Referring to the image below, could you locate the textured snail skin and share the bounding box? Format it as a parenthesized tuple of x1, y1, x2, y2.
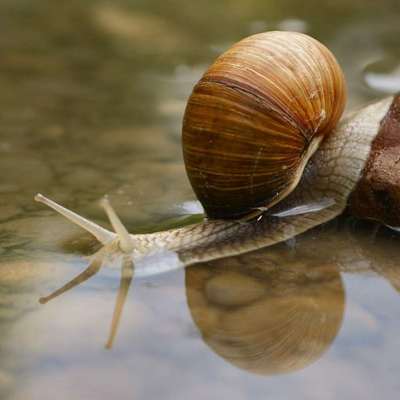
(132, 96, 394, 266)
(183, 31, 346, 219)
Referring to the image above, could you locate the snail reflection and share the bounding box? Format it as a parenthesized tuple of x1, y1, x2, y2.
(38, 217, 400, 362)
(184, 225, 400, 375)
(39, 252, 134, 349)
(186, 248, 345, 375)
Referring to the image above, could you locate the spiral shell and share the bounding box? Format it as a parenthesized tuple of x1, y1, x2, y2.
(182, 31, 347, 219)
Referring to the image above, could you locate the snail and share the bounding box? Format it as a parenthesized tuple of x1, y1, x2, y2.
(35, 31, 400, 277)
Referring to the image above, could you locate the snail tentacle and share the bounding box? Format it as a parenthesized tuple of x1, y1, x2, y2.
(100, 197, 134, 253)
(35, 193, 115, 245)
(35, 194, 134, 254)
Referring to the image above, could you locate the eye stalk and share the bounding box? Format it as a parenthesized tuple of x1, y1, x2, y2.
(35, 193, 116, 245)
(35, 193, 135, 253)
(99, 196, 134, 253)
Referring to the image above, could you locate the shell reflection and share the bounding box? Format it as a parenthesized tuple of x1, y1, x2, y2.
(186, 249, 345, 375)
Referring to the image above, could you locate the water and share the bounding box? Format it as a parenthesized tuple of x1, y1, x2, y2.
(0, 0, 400, 399)
(364, 58, 400, 94)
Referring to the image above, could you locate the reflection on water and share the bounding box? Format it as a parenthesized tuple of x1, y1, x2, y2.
(2, 221, 400, 400)
(186, 252, 345, 375)
(38, 246, 134, 349)
(0, 0, 400, 399)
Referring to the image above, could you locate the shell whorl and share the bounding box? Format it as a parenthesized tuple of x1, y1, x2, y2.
(183, 31, 347, 219)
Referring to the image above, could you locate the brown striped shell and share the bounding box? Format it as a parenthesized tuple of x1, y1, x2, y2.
(182, 31, 347, 219)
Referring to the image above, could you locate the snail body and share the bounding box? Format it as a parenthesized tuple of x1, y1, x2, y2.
(136, 95, 395, 267)
(34, 32, 400, 275)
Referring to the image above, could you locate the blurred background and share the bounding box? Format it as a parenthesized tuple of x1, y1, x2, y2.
(0, 1, 400, 399)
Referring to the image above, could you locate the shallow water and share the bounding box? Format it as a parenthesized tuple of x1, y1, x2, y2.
(0, 0, 400, 399)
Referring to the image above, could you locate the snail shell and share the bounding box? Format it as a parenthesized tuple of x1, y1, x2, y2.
(182, 31, 347, 219)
